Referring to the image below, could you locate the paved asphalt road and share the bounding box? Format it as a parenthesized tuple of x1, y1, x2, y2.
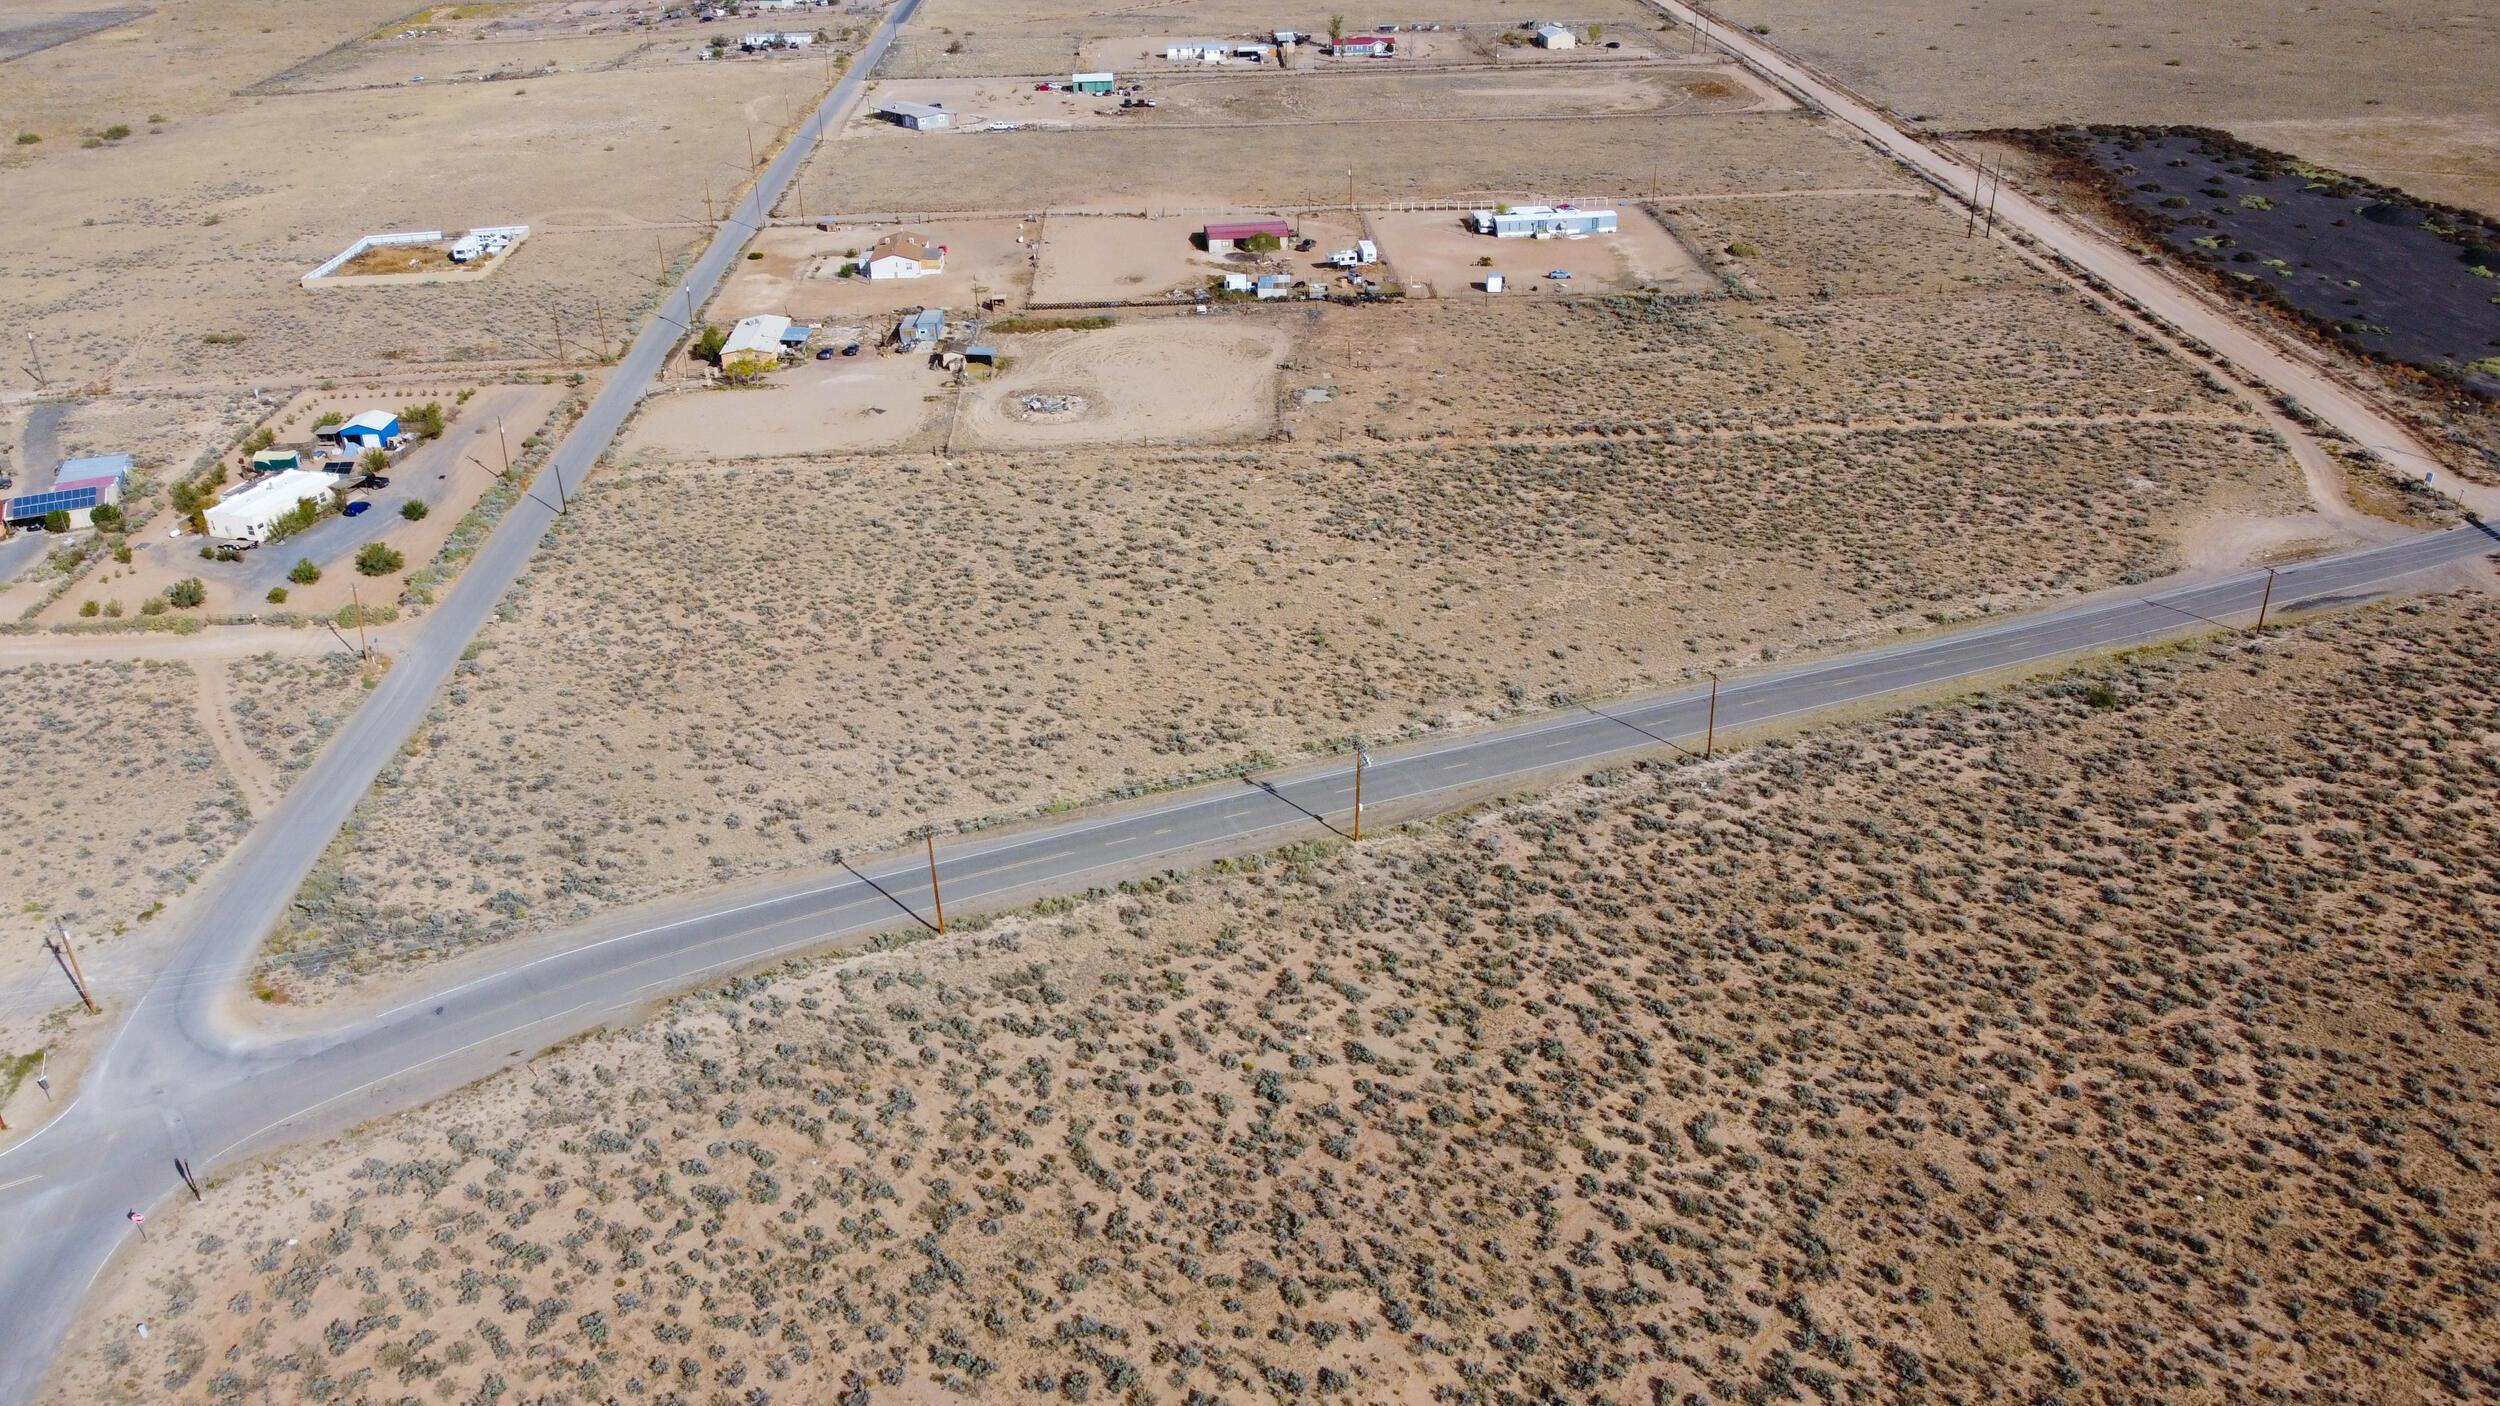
(0, 0, 921, 1397)
(0, 7, 2483, 1399)
(0, 520, 2490, 1401)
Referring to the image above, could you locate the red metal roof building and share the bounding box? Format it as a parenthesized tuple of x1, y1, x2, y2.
(1203, 218, 1293, 247)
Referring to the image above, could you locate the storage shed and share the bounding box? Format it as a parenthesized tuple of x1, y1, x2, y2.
(335, 410, 404, 451)
(1534, 24, 1575, 47)
(202, 469, 336, 542)
(897, 308, 946, 350)
(1071, 71, 1115, 93)
(250, 448, 303, 474)
(876, 100, 950, 130)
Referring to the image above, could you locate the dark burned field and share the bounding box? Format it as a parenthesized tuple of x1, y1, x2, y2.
(2024, 126, 2500, 397)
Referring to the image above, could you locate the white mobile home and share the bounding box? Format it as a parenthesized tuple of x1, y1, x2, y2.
(203, 469, 338, 542)
(876, 100, 950, 130)
(1469, 205, 1618, 238)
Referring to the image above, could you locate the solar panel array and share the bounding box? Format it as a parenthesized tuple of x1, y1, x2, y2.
(7, 486, 101, 519)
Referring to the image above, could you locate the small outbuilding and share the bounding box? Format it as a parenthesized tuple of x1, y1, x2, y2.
(1071, 71, 1115, 93)
(1165, 40, 1230, 61)
(1330, 35, 1393, 55)
(778, 323, 814, 350)
(867, 232, 946, 280)
(897, 308, 946, 350)
(1534, 24, 1575, 47)
(719, 314, 794, 376)
(876, 100, 950, 130)
(250, 448, 302, 474)
(202, 469, 336, 542)
(335, 410, 405, 452)
(1255, 274, 1290, 300)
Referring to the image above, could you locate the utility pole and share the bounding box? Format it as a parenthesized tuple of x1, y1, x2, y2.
(2255, 566, 2277, 632)
(657, 232, 668, 286)
(496, 417, 511, 475)
(23, 332, 44, 388)
(1352, 742, 1372, 840)
(1967, 160, 1982, 238)
(746, 125, 759, 174)
(1704, 673, 1719, 759)
(704, 175, 715, 222)
(550, 308, 565, 369)
(51, 917, 97, 1013)
(176, 1158, 202, 1201)
(594, 300, 609, 362)
(1346, 168, 1355, 213)
(350, 584, 369, 661)
(1986, 162, 2002, 235)
(925, 832, 945, 934)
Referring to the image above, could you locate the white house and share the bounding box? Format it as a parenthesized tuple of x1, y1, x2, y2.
(1534, 24, 1575, 47)
(204, 469, 338, 542)
(719, 314, 793, 376)
(866, 232, 945, 279)
(1165, 40, 1231, 61)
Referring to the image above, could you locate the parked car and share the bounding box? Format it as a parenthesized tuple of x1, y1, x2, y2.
(1546, 269, 1572, 279)
(816, 346, 838, 359)
(343, 500, 372, 518)
(355, 473, 390, 490)
(841, 343, 861, 356)
(215, 536, 259, 552)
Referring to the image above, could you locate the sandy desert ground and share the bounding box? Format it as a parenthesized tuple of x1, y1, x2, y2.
(1701, 0, 2500, 217)
(59, 594, 2500, 1406)
(1027, 214, 1366, 305)
(0, 0, 839, 389)
(1370, 204, 1711, 299)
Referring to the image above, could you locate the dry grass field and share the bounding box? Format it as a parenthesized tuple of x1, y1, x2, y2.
(64, 595, 2500, 1406)
(1702, 0, 2500, 216)
(0, 0, 835, 388)
(797, 106, 1897, 215)
(260, 185, 2323, 989)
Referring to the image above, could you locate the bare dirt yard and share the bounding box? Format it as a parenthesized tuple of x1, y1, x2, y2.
(0, 0, 837, 388)
(713, 220, 1043, 322)
(797, 107, 1900, 216)
(621, 354, 942, 460)
(1029, 213, 1364, 305)
(1704, 0, 2500, 216)
(956, 318, 1291, 449)
(63, 595, 2500, 1406)
(1371, 204, 1712, 299)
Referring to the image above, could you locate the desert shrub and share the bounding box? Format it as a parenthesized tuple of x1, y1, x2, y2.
(355, 543, 405, 576)
(266, 586, 288, 604)
(41, 510, 69, 533)
(693, 326, 729, 365)
(289, 558, 321, 584)
(399, 402, 447, 441)
(139, 597, 166, 616)
(166, 577, 206, 608)
(401, 500, 429, 522)
(89, 503, 122, 530)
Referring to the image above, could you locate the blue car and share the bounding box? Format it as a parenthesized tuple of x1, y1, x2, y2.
(343, 500, 372, 518)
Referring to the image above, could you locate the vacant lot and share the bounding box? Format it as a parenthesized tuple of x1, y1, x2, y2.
(1705, 0, 2500, 216)
(798, 108, 1905, 215)
(622, 354, 941, 458)
(72, 596, 2500, 1406)
(267, 393, 2302, 987)
(0, 7, 831, 387)
(1029, 213, 1366, 305)
(955, 320, 1290, 448)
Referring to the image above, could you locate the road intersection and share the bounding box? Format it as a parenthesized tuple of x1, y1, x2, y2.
(0, 3, 2492, 1399)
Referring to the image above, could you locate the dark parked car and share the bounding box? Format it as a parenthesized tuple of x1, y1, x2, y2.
(816, 346, 838, 359)
(842, 343, 861, 356)
(355, 473, 390, 489)
(343, 500, 372, 518)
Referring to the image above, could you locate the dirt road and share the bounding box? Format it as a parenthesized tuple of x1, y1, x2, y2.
(1655, 0, 2500, 521)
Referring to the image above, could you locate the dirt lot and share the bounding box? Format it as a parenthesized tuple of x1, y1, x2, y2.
(713, 220, 1042, 321)
(64, 596, 2500, 1406)
(1030, 213, 1365, 305)
(1706, 0, 2500, 217)
(0, 3, 834, 387)
(621, 354, 941, 459)
(797, 106, 1898, 215)
(1372, 204, 1713, 298)
(957, 319, 1291, 449)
